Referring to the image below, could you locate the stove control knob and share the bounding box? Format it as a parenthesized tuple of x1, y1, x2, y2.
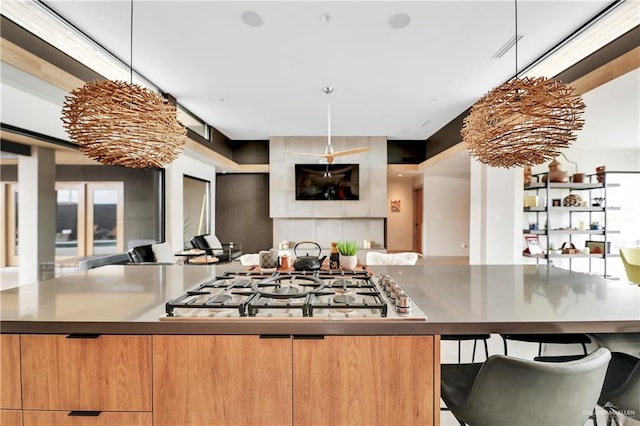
(396, 292, 411, 313)
(389, 283, 402, 301)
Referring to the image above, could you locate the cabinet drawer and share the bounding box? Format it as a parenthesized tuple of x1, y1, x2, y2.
(1, 335, 21, 409)
(21, 334, 152, 411)
(0, 409, 22, 426)
(23, 410, 152, 426)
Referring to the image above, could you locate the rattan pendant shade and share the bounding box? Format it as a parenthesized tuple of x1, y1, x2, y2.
(462, 76, 585, 168)
(62, 80, 186, 168)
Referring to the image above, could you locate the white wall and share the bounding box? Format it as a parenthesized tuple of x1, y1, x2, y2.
(1, 64, 69, 141)
(423, 175, 471, 257)
(469, 163, 522, 265)
(386, 179, 414, 251)
(165, 149, 218, 251)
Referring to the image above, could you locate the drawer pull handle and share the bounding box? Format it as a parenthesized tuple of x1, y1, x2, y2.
(293, 335, 325, 340)
(66, 334, 101, 339)
(259, 334, 290, 339)
(68, 411, 101, 417)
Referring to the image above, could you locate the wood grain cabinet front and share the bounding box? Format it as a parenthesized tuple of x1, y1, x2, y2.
(293, 335, 436, 426)
(153, 335, 293, 426)
(23, 410, 152, 426)
(153, 335, 437, 426)
(20, 334, 152, 411)
(1, 334, 21, 410)
(0, 410, 22, 426)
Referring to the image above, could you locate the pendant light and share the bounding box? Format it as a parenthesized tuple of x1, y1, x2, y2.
(461, 0, 585, 169)
(61, 0, 186, 168)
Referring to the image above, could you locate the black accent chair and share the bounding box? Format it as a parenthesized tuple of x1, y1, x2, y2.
(128, 244, 155, 263)
(190, 234, 242, 263)
(127, 242, 176, 264)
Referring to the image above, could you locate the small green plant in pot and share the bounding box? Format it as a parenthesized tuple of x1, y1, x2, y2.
(336, 241, 359, 270)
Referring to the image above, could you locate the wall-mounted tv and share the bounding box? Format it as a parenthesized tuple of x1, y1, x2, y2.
(295, 164, 359, 200)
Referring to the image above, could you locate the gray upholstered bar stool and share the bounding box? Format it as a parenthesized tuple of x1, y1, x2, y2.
(440, 348, 611, 426)
(501, 333, 591, 357)
(441, 334, 491, 363)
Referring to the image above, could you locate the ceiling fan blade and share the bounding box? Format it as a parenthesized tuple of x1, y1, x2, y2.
(331, 147, 371, 157)
(290, 151, 331, 158)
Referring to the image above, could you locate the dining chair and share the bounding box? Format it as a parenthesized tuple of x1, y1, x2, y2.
(620, 247, 640, 285)
(441, 348, 611, 426)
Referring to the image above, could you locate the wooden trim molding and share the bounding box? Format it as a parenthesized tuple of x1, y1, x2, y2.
(571, 46, 640, 95)
(0, 37, 84, 91)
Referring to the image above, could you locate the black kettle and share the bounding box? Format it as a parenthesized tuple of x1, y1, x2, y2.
(293, 241, 327, 271)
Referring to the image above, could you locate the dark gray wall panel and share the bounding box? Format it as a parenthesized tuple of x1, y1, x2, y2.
(216, 173, 271, 254)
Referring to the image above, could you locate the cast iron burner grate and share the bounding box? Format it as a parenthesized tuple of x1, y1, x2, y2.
(165, 276, 260, 317)
(165, 270, 390, 318)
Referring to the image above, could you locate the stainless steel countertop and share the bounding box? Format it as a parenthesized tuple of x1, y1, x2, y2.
(1, 264, 638, 335)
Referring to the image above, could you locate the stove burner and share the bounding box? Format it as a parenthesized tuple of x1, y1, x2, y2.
(206, 295, 232, 305)
(276, 286, 300, 295)
(252, 274, 324, 299)
(333, 295, 355, 304)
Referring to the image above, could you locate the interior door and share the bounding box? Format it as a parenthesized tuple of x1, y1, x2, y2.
(2, 183, 18, 266)
(413, 186, 423, 254)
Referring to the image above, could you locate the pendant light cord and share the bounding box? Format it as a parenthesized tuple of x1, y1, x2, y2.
(130, 0, 134, 83)
(327, 90, 331, 147)
(514, 0, 519, 79)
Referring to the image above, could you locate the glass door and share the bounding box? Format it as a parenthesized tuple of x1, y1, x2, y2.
(55, 183, 84, 259)
(87, 183, 124, 255)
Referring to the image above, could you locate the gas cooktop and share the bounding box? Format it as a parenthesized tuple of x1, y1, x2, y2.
(162, 270, 426, 321)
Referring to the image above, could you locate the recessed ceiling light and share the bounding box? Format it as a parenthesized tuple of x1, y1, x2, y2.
(398, 174, 403, 177)
(241, 11, 263, 28)
(321, 13, 331, 23)
(389, 13, 411, 30)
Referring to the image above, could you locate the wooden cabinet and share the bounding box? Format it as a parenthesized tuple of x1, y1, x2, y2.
(9, 333, 437, 425)
(23, 411, 151, 426)
(153, 335, 437, 426)
(1, 334, 21, 410)
(0, 410, 22, 426)
(153, 335, 292, 426)
(21, 334, 152, 411)
(293, 336, 436, 426)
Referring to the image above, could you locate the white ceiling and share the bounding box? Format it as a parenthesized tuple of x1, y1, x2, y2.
(39, 0, 619, 142)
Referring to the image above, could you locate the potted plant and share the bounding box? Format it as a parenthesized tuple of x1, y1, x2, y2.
(336, 241, 359, 270)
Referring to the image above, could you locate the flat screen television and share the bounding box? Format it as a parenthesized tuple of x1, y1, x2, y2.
(295, 164, 359, 200)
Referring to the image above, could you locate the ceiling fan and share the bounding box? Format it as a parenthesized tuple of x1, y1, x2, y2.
(292, 86, 371, 165)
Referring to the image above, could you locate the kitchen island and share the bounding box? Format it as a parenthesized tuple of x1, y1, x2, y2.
(1, 264, 639, 426)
